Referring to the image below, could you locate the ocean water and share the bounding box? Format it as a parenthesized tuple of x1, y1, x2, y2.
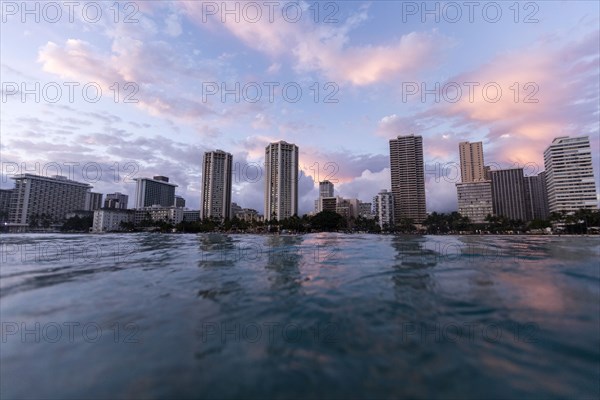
(1, 233, 599, 399)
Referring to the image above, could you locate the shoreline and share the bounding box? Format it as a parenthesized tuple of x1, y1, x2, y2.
(2, 231, 598, 237)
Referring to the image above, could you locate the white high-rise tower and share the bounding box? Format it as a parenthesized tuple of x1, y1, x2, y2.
(544, 136, 598, 213)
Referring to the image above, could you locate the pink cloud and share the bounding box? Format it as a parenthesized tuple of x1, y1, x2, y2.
(37, 39, 215, 121)
(442, 30, 599, 165)
(376, 30, 599, 170)
(178, 2, 449, 86)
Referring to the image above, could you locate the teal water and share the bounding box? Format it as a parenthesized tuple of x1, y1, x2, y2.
(1, 233, 599, 399)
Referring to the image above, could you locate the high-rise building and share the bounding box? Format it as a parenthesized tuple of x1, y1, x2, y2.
(264, 141, 298, 221)
(8, 174, 92, 229)
(456, 141, 493, 223)
(490, 168, 528, 221)
(524, 172, 549, 220)
(201, 150, 233, 221)
(544, 136, 598, 213)
(104, 192, 129, 209)
(459, 141, 486, 182)
(134, 176, 177, 209)
(389, 135, 426, 223)
(314, 181, 335, 213)
(456, 181, 493, 223)
(319, 181, 334, 198)
(0, 188, 13, 222)
(85, 192, 103, 211)
(174, 195, 186, 208)
(373, 189, 394, 228)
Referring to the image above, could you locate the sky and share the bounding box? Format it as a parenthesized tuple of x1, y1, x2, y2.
(1, 0, 599, 215)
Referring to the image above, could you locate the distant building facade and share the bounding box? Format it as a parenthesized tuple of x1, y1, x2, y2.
(235, 208, 262, 222)
(389, 135, 426, 223)
(490, 168, 528, 221)
(373, 189, 394, 228)
(8, 174, 91, 229)
(264, 141, 298, 221)
(104, 192, 129, 209)
(524, 172, 549, 220)
(85, 192, 103, 211)
(320, 197, 337, 213)
(183, 210, 201, 222)
(134, 206, 184, 226)
(544, 136, 598, 213)
(174, 195, 186, 208)
(456, 181, 493, 223)
(92, 209, 134, 232)
(0, 188, 13, 222)
(358, 202, 374, 219)
(202, 150, 233, 221)
(134, 176, 177, 208)
(315, 180, 335, 213)
(459, 141, 486, 182)
(319, 181, 334, 198)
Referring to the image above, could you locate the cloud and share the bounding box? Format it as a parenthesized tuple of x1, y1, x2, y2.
(164, 13, 183, 37)
(375, 29, 599, 172)
(419, 31, 597, 166)
(179, 2, 450, 86)
(267, 62, 281, 74)
(336, 168, 390, 202)
(37, 38, 217, 122)
(251, 113, 273, 130)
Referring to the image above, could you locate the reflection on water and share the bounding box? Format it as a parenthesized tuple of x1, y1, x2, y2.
(1, 233, 598, 399)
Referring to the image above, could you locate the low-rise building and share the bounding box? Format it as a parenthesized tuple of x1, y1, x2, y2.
(358, 202, 374, 219)
(92, 209, 134, 232)
(134, 206, 184, 225)
(183, 210, 201, 222)
(235, 208, 262, 222)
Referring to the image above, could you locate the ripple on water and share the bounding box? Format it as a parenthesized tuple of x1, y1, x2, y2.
(0, 233, 598, 399)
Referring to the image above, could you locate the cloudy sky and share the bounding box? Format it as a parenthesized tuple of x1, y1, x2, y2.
(1, 1, 599, 214)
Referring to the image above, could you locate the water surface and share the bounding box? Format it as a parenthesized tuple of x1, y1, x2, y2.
(1, 233, 599, 399)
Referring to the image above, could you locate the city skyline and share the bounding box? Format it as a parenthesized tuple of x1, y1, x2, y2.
(1, 1, 598, 216)
(1, 134, 598, 223)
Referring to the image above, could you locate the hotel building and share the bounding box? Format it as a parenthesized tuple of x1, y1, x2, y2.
(201, 150, 233, 221)
(7, 174, 91, 229)
(264, 141, 298, 221)
(524, 172, 549, 220)
(456, 141, 493, 223)
(104, 192, 129, 209)
(490, 168, 528, 221)
(544, 136, 598, 213)
(389, 135, 427, 223)
(459, 141, 486, 182)
(456, 181, 493, 223)
(134, 176, 177, 209)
